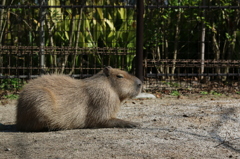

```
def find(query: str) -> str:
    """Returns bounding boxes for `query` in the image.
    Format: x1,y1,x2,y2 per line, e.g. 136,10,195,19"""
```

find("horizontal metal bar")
0,75,39,79
71,74,92,78
0,46,135,55
0,5,136,9
146,59,240,63
0,52,132,55
0,5,239,9
147,73,240,77
0,67,103,70
0,74,92,79
0,46,135,49
1,74,239,81
146,64,240,67
146,5,240,9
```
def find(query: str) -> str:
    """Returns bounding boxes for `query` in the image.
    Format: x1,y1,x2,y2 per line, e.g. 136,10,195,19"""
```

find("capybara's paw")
122,121,141,128
105,118,141,128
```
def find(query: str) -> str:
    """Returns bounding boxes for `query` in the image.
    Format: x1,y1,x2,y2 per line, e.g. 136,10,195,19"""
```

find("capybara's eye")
117,74,124,78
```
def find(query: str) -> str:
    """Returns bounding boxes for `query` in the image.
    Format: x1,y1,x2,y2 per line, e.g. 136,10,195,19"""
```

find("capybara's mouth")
131,89,142,98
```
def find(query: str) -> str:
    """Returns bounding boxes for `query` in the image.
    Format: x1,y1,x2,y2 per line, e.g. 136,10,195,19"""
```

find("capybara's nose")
136,79,142,88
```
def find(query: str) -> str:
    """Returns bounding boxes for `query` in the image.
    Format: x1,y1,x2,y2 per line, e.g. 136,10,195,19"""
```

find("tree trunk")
223,30,237,81
0,0,6,46
223,5,240,81
165,39,169,80
200,3,206,80
152,46,164,79
212,28,221,80
171,11,181,80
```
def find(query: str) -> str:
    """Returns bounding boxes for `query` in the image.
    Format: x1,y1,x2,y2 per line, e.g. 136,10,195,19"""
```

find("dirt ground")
0,94,240,159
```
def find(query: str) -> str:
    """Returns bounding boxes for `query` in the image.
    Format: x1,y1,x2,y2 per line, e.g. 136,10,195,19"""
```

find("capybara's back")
16,75,88,131
16,66,142,131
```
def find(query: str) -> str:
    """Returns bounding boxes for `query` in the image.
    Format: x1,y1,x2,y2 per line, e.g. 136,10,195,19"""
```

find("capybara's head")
103,66,142,101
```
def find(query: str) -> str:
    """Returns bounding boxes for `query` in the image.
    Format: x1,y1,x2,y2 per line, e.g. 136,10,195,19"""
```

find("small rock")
183,114,189,117
1,99,9,105
177,95,185,99
5,148,11,151
135,93,156,99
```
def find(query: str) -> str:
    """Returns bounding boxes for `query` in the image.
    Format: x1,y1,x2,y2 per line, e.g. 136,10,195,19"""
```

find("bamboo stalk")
69,6,84,75
200,0,206,80
171,11,181,80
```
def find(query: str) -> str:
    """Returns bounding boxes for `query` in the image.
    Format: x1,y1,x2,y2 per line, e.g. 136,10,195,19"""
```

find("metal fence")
0,0,240,94
143,1,240,94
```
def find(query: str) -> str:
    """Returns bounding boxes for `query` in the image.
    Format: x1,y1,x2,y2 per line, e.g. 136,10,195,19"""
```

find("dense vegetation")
0,0,239,76
144,0,240,77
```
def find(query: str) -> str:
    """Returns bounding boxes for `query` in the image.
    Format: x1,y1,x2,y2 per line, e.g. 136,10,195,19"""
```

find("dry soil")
0,95,240,159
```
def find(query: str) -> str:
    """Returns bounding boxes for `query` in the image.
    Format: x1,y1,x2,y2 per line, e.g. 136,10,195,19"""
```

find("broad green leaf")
64,31,69,40
96,8,104,21
104,18,115,31
118,8,125,19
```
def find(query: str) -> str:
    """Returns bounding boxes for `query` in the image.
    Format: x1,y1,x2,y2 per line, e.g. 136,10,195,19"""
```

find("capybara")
16,66,142,131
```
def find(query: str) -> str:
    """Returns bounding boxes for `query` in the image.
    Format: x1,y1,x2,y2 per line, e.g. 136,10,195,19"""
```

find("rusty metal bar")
136,0,144,81
0,5,239,9
145,6,240,9
0,5,136,9
147,73,240,77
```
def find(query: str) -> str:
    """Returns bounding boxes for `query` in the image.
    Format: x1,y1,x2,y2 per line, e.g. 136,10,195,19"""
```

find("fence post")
39,0,47,74
136,0,144,81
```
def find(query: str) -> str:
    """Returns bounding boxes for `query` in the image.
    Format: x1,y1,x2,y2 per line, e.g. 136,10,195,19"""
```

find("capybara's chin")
16,66,142,131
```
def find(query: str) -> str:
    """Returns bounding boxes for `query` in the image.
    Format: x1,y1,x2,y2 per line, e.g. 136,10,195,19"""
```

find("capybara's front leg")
102,118,140,128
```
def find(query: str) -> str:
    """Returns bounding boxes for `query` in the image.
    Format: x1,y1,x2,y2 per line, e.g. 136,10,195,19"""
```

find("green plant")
200,91,208,95
200,91,222,96
0,78,21,90
0,78,25,91
45,0,136,73
162,81,180,88
3,94,19,99
210,91,222,96
162,81,170,85
170,90,180,96
170,82,180,88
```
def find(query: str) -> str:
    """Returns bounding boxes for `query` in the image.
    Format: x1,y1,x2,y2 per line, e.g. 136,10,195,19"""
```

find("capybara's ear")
103,66,112,76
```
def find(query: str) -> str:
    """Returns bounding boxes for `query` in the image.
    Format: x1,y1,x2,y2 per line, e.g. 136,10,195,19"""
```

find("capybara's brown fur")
16,66,142,131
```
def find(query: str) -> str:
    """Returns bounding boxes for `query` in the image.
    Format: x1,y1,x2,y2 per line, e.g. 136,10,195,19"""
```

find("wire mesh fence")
144,59,240,94
0,46,135,76
0,0,137,93
143,0,240,94
0,0,240,95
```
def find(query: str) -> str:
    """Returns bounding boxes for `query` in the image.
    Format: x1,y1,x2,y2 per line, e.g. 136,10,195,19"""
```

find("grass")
170,90,180,96
200,91,222,96
3,94,19,99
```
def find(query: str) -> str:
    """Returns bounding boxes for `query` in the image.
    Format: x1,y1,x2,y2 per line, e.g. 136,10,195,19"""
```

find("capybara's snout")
134,77,142,95
136,78,142,88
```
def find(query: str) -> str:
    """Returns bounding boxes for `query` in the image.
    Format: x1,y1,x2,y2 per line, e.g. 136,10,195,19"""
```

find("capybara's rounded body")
16,66,142,131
